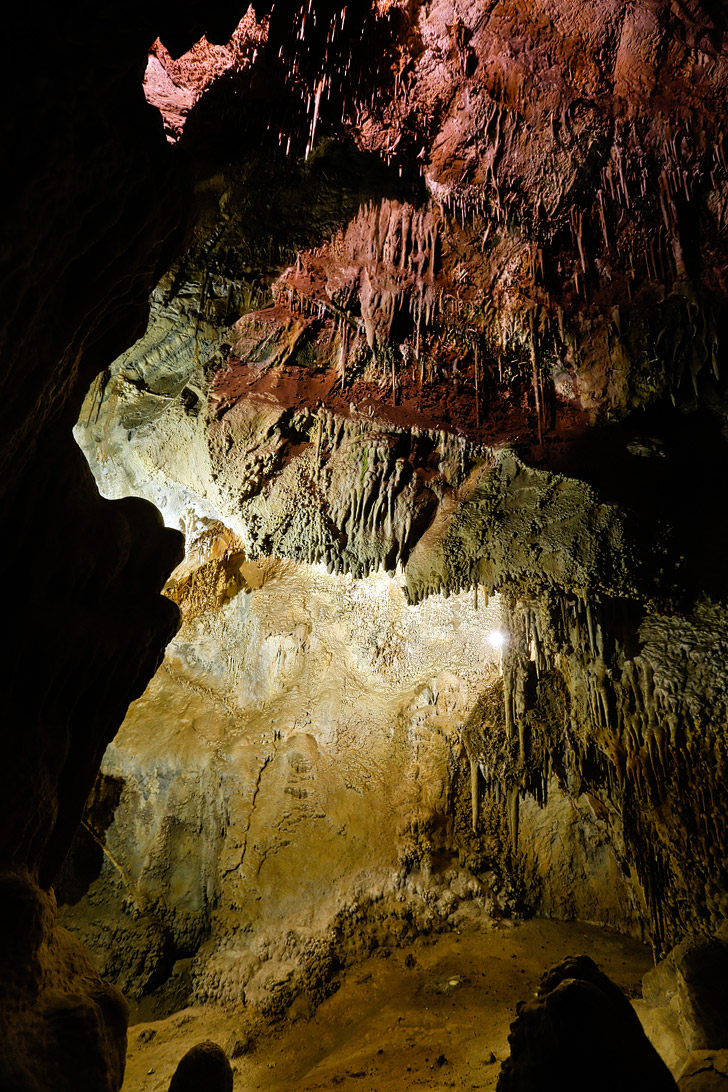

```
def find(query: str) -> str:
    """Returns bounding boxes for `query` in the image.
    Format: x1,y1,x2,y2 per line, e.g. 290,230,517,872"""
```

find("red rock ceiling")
142,0,728,464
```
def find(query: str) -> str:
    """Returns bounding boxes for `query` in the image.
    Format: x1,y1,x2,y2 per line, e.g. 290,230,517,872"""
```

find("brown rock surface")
5,0,728,1087
497,954,677,1092
644,934,728,1052
678,1051,728,1092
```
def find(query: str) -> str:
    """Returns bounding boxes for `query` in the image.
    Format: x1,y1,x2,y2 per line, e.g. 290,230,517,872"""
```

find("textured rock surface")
497,955,678,1092
156,0,728,437
678,1051,728,1092
65,0,728,1029
59,555,522,1012
1,0,242,1088
644,933,728,1052
60,483,652,1011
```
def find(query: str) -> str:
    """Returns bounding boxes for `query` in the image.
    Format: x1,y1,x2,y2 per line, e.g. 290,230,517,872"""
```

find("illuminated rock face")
5,0,728,1084
59,558,510,1010
60,544,644,1013
61,0,728,1022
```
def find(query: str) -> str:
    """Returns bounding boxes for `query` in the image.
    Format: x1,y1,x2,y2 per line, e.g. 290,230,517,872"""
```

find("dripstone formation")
4,0,728,1089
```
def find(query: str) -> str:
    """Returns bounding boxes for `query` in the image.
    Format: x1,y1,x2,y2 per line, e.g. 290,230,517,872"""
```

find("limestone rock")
678,1051,728,1092
167,1041,233,1092
644,936,728,1052
497,955,677,1092
59,557,522,1010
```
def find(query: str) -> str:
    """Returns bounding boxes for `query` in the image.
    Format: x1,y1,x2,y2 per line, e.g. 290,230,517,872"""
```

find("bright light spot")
488,629,507,649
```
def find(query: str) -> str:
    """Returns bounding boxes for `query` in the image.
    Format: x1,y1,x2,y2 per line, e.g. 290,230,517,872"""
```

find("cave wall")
0,2,244,1088
58,557,512,1013
59,542,645,1017
3,0,728,1079
65,0,728,1007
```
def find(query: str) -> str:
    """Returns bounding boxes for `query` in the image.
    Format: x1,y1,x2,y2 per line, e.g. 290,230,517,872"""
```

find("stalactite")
470,758,480,832
508,787,520,852
529,313,543,445
504,669,514,741
586,599,596,656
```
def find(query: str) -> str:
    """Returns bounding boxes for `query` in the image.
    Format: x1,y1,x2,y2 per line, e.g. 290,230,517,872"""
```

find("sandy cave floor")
124,918,662,1092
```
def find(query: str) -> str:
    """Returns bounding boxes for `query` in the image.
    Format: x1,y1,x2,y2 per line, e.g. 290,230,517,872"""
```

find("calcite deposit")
64,0,728,1038
5,0,728,1088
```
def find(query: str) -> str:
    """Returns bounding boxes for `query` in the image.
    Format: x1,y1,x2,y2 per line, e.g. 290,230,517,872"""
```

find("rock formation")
0,1,241,1088
643,928,728,1063
4,0,728,1088
167,1040,233,1092
497,955,678,1091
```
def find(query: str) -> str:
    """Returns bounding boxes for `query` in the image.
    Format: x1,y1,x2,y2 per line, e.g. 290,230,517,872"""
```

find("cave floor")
124,917,660,1091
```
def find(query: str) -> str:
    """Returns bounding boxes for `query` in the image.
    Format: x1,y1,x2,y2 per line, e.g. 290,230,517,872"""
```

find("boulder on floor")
643,933,728,1053
168,1041,233,1092
497,954,677,1092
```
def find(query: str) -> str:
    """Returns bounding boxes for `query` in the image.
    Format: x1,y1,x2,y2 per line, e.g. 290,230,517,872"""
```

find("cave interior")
4,1,728,1090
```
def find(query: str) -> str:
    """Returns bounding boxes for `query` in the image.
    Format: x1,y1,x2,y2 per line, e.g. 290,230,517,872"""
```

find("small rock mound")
168,1041,233,1092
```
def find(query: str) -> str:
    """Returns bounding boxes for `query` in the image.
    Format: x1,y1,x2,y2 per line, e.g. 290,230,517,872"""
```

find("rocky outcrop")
497,954,678,1092
1,0,245,1088
62,0,728,1027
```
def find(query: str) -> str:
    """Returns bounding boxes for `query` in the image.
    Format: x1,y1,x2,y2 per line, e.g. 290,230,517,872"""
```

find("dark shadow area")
550,400,728,601
55,772,125,906
497,955,677,1092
